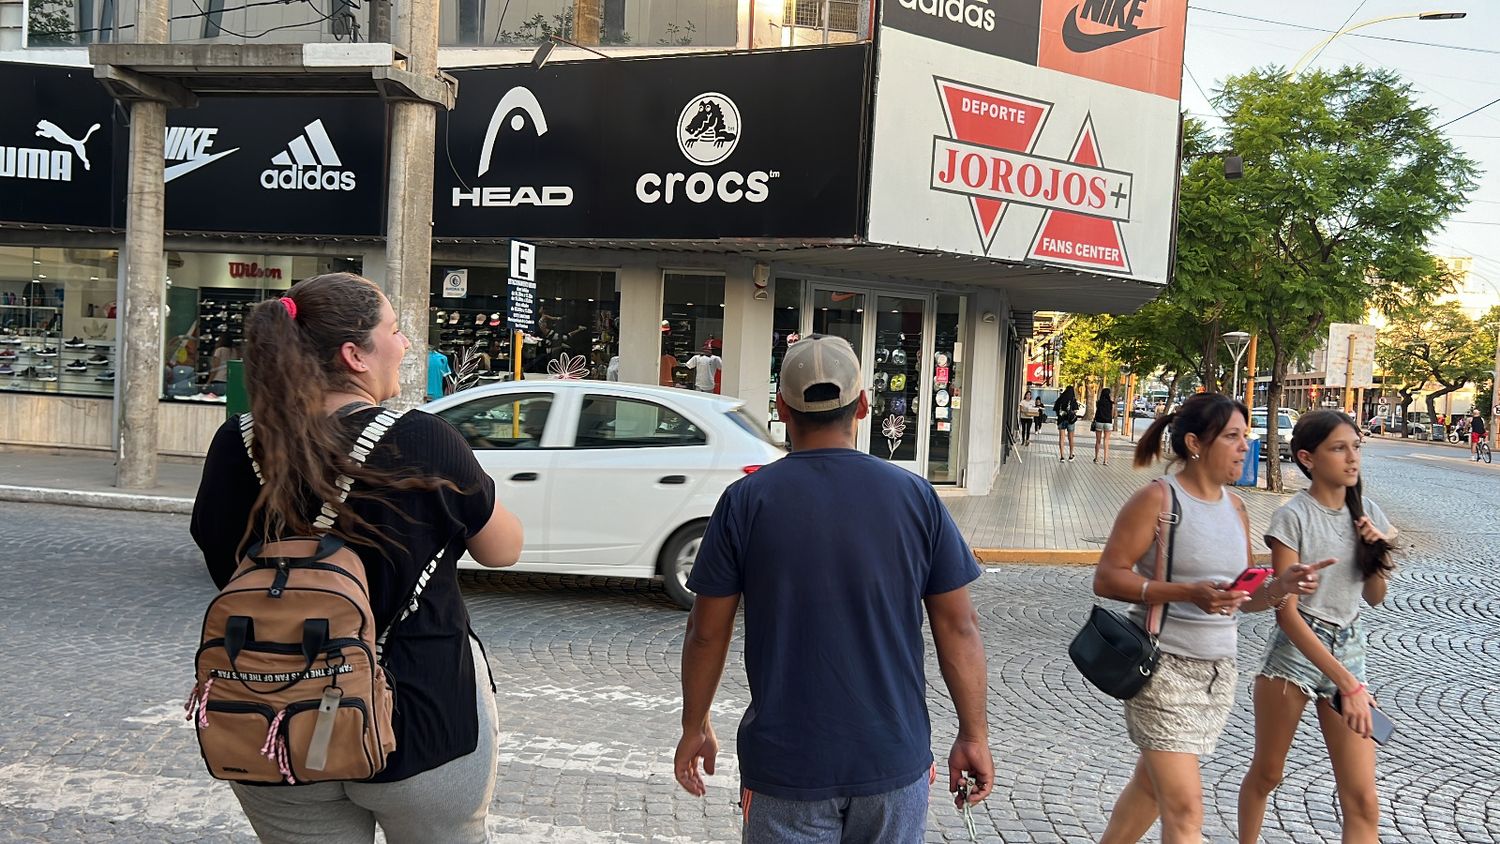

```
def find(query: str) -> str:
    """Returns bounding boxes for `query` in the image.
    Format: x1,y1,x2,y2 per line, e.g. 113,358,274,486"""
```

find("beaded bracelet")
1266,576,1292,610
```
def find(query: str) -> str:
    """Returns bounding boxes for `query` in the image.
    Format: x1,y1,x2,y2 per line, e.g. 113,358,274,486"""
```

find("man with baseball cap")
674,334,994,841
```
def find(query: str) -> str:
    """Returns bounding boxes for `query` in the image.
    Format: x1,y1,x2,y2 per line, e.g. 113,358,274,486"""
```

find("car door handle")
509,472,539,482
658,475,687,485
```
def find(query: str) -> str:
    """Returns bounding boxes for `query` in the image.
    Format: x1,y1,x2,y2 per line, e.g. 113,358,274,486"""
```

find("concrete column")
961,289,1006,494
114,0,170,490
617,258,663,385
574,0,602,44
388,0,441,410
721,260,773,424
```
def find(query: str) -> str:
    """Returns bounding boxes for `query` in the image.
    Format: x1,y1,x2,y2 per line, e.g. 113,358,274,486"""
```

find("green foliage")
1057,315,1123,406
1176,65,1476,489
1377,302,1495,428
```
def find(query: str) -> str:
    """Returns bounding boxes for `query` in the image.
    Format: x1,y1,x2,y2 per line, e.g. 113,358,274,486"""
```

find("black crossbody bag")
1069,478,1179,700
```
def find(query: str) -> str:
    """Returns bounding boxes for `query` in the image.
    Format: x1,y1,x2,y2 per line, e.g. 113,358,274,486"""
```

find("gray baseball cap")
778,334,862,412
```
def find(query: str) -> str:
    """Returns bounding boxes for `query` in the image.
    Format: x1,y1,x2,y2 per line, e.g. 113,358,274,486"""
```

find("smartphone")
1227,565,1273,594
1331,692,1397,745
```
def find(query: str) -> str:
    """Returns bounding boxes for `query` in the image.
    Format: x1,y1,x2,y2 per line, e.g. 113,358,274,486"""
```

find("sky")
1180,1,1500,295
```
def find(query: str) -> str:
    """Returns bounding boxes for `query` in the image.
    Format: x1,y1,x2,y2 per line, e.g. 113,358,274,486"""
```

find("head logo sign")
930,79,1133,273
454,86,574,208
1038,0,1188,100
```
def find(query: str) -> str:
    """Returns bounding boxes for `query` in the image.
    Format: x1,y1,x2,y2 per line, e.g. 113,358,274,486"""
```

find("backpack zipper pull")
268,558,289,598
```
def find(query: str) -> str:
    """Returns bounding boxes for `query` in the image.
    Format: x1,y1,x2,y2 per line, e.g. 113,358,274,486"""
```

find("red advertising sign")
1037,0,1189,101
1026,362,1053,384
933,79,1051,254
1027,116,1130,273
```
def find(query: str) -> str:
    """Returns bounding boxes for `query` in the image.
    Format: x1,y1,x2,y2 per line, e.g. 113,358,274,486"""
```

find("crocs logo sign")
454,86,575,208
636,93,779,205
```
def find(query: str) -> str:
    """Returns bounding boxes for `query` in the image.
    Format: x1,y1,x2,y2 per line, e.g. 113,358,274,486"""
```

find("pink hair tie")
280,297,298,320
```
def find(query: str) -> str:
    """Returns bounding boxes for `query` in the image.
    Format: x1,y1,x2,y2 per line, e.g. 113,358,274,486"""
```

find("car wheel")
659,522,705,610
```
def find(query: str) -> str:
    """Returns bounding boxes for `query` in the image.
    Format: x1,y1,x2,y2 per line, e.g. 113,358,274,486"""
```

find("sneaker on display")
35,369,58,382
63,337,87,348
86,354,110,366
0,364,12,375
0,349,15,360
36,347,58,357
35,362,55,371
95,370,115,382
65,360,88,372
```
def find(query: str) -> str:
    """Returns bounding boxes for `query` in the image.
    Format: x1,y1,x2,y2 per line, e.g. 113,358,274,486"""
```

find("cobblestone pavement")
0,437,1496,842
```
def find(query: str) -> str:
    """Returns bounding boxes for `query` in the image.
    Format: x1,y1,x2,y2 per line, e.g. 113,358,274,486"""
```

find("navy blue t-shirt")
687,448,982,801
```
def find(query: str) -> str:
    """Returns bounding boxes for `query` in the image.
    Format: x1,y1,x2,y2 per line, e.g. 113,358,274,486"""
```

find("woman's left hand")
1355,516,1388,545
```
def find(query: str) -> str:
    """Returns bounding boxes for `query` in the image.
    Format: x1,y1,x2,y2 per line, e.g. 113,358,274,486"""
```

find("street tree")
1057,314,1122,410
1194,66,1475,490
1376,302,1492,437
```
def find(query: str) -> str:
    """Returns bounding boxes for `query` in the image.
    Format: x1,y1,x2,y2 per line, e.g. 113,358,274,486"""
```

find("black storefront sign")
128,98,387,237
880,0,1041,64
434,45,870,239
0,63,118,229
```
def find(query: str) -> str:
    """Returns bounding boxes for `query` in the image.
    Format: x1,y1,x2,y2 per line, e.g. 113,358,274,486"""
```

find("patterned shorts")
1123,652,1237,756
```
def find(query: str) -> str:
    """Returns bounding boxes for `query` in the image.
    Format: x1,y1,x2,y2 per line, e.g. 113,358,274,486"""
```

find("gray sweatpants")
741,770,932,844
231,639,500,844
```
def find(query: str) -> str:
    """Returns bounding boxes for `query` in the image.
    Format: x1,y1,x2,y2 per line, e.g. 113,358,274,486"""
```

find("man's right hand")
948,738,994,805
673,723,719,797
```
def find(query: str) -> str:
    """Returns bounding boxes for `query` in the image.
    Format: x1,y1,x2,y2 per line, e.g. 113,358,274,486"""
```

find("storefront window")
164,253,362,402
660,272,725,391
768,276,803,438
927,294,966,483
0,246,120,398
428,266,618,392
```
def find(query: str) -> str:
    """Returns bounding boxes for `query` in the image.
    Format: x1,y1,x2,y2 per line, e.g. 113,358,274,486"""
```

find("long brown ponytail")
1288,410,1394,579
241,273,446,547
1133,392,1249,468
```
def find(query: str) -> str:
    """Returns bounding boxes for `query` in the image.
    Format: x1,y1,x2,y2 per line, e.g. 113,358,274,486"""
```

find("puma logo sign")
35,120,101,170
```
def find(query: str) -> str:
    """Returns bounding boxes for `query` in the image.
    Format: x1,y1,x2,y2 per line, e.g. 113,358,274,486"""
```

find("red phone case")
1230,566,1272,593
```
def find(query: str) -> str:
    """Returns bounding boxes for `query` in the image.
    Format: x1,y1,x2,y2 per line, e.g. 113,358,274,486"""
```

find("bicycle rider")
1468,408,1488,461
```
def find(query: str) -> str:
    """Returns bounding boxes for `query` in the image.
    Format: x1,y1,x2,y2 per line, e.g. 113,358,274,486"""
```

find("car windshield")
1252,414,1293,429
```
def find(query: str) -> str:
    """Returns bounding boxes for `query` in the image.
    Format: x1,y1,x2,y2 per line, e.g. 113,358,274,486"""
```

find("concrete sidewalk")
945,427,1306,563
0,449,200,514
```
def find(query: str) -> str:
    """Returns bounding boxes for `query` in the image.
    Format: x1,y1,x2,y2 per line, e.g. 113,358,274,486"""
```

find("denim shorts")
1257,610,1367,700
1058,420,1076,432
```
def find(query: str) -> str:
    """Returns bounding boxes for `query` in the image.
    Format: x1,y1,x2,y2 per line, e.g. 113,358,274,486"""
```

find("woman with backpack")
1054,385,1081,462
1237,410,1397,844
1093,387,1116,465
190,273,524,843
1091,393,1326,844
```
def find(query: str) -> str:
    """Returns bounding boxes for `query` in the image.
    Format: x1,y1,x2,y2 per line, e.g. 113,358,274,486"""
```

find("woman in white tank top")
1090,393,1326,844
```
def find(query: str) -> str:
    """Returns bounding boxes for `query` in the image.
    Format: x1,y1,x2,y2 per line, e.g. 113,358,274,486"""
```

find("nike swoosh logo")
164,148,240,183
1061,7,1162,53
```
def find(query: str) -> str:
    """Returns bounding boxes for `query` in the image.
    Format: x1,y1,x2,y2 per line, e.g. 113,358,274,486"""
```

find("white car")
422,380,784,608
1250,411,1296,461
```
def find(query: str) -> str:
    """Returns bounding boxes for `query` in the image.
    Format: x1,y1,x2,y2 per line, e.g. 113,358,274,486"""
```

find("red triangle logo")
1028,116,1130,273
935,80,1051,253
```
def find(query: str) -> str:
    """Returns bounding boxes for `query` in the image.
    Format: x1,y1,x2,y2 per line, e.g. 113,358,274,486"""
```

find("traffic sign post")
508,240,537,385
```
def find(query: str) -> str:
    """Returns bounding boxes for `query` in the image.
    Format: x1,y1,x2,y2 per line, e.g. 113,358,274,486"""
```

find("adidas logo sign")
260,119,356,191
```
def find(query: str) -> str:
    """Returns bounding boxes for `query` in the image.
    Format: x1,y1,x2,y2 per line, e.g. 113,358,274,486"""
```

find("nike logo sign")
1061,7,1162,53
164,148,239,183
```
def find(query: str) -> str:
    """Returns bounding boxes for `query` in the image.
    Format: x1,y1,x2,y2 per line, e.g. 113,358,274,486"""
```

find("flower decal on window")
882,414,906,459
546,352,590,380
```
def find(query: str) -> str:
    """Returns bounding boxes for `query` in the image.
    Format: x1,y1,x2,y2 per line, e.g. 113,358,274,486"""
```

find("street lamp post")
1288,11,1467,76
1223,331,1251,400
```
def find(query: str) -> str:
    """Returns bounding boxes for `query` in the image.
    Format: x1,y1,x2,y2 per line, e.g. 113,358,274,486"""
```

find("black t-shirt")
1095,397,1114,423
189,408,497,783
1472,415,1487,435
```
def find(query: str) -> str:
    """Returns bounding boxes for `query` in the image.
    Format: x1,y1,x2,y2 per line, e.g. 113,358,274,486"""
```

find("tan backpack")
187,409,436,784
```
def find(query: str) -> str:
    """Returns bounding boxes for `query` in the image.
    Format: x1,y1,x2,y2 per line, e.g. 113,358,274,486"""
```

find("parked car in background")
1364,416,1428,438
1251,410,1296,460
422,380,785,608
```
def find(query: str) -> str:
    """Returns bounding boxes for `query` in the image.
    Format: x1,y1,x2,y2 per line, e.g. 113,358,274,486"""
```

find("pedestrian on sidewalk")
1020,389,1039,445
1055,385,1080,462
1238,410,1397,844
190,273,524,844
1091,393,1324,844
1093,387,1116,465
674,334,993,842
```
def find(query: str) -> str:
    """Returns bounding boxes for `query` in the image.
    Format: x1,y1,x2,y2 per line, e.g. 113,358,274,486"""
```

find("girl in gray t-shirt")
1239,410,1397,844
